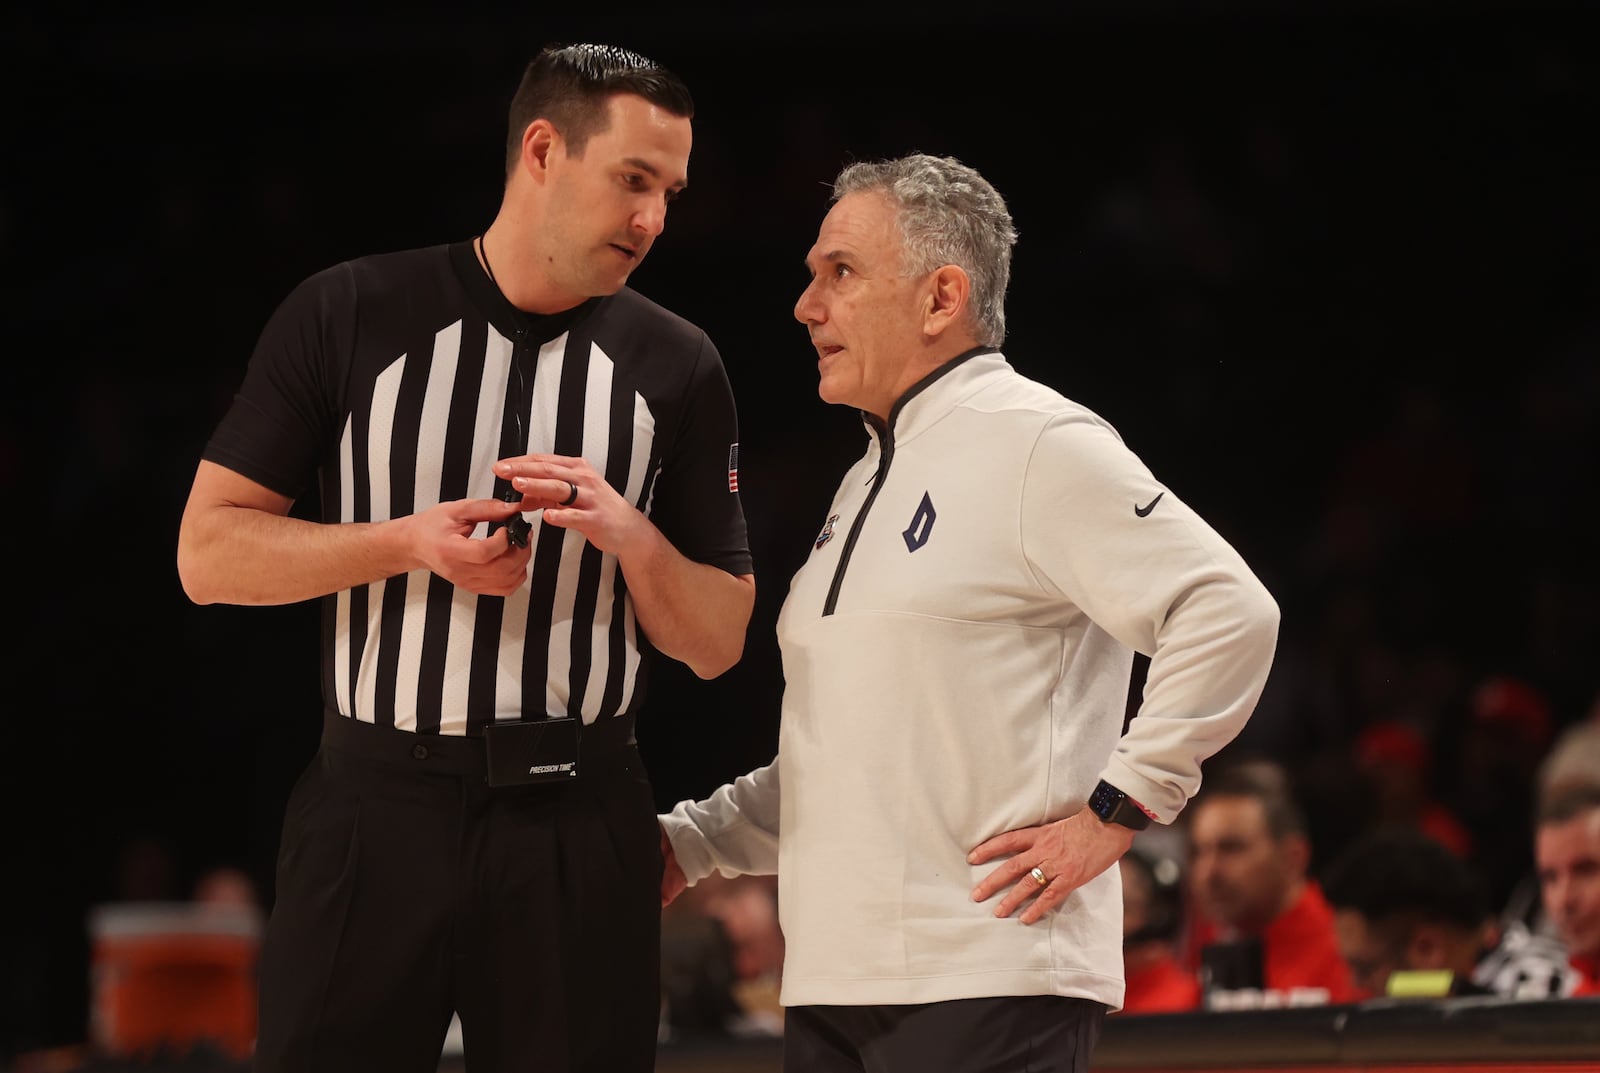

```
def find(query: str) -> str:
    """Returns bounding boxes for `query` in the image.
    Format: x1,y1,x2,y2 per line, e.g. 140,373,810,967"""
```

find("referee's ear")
516,118,558,187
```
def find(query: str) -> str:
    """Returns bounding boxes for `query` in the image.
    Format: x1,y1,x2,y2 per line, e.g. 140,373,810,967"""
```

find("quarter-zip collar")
861,345,1003,449
824,346,1007,617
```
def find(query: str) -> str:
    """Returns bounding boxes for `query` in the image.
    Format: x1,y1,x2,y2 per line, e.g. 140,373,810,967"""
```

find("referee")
177,43,755,1073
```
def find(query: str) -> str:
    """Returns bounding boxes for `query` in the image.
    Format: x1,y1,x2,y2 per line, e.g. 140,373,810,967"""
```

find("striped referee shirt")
202,240,752,736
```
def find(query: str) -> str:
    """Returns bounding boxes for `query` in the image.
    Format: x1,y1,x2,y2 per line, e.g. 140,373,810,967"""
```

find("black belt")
319,708,638,782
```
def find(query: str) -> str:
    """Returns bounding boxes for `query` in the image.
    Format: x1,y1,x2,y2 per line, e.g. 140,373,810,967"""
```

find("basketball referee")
177,43,755,1073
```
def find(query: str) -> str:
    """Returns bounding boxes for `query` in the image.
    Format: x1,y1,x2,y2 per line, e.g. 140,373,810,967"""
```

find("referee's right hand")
407,497,535,597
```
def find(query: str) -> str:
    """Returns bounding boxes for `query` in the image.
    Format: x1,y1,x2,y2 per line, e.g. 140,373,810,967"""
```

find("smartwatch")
1089,779,1152,830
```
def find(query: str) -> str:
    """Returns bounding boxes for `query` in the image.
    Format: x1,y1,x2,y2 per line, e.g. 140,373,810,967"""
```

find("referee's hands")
409,497,533,596
496,454,647,558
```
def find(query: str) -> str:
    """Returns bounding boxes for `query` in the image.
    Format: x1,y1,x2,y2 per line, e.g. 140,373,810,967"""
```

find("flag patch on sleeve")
727,443,740,493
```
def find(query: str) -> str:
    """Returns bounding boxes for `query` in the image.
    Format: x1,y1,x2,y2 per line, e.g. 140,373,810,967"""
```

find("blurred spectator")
1117,849,1201,1014
1321,829,1498,999
191,868,260,913
1536,717,1600,805
1352,719,1473,859
697,874,784,1036
1534,785,1600,996
658,873,784,1040
1471,709,1599,998
1183,758,1359,1008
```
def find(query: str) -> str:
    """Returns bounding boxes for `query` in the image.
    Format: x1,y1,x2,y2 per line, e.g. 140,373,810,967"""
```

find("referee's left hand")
495,454,646,555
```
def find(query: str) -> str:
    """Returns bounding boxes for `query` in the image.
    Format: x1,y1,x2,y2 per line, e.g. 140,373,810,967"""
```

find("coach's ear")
922,264,970,339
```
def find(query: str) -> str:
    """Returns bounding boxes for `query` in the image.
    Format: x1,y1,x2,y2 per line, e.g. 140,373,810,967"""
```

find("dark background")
4,2,1598,1060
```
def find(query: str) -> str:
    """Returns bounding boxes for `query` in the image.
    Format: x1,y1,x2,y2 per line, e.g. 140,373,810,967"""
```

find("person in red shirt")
1536,785,1600,997
1182,758,1360,1007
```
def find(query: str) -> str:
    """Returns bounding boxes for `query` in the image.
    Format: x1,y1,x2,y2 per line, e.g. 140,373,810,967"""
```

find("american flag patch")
727,443,740,493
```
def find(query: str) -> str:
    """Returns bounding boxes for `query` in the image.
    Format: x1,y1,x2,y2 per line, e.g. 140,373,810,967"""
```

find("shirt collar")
863,346,1007,446
449,239,599,345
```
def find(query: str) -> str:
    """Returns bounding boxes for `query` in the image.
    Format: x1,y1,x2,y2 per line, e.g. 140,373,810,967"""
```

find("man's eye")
834,264,852,279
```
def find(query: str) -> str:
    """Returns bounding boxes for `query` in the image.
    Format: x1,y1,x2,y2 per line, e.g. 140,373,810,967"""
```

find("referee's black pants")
784,995,1106,1073
253,711,662,1073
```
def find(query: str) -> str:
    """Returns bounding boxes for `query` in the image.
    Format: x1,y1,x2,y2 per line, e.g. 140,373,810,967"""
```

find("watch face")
1092,781,1149,829
1090,781,1121,819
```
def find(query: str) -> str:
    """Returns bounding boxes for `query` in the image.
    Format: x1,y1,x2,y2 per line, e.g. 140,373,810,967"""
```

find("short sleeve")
645,333,753,577
201,263,355,499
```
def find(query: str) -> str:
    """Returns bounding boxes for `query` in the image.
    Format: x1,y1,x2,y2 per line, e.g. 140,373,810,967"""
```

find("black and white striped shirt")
203,241,752,735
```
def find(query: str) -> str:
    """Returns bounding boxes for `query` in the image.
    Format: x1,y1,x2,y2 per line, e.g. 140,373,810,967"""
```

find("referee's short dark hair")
505,42,695,176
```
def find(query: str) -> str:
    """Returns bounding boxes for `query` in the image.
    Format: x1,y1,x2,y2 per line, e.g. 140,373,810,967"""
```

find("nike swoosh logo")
1134,493,1165,518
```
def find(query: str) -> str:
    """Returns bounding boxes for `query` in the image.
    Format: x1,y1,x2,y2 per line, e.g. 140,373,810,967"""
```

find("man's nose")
794,281,821,324
634,196,668,237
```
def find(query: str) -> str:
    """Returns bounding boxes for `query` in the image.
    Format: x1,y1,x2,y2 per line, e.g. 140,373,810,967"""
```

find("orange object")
87,902,261,1061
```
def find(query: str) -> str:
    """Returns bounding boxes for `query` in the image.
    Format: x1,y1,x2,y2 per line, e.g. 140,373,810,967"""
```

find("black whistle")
502,489,531,548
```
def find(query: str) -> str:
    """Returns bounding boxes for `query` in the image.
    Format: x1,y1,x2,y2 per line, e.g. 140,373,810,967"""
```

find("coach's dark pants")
254,711,662,1073
784,995,1106,1073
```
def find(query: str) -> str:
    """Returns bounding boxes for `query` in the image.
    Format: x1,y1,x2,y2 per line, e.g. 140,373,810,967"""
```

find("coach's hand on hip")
967,809,1136,925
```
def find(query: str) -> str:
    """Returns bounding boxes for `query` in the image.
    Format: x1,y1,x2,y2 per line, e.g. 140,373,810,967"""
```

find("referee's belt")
320,708,638,786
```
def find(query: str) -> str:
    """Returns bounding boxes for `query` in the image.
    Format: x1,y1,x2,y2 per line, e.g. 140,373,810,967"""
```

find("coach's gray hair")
831,154,1018,346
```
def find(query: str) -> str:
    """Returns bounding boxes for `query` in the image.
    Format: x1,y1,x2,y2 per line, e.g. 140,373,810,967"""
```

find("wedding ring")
1029,866,1048,888
560,480,579,507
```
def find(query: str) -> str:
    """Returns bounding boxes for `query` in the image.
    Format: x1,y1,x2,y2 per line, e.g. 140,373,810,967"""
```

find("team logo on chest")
902,492,936,552
814,513,841,550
